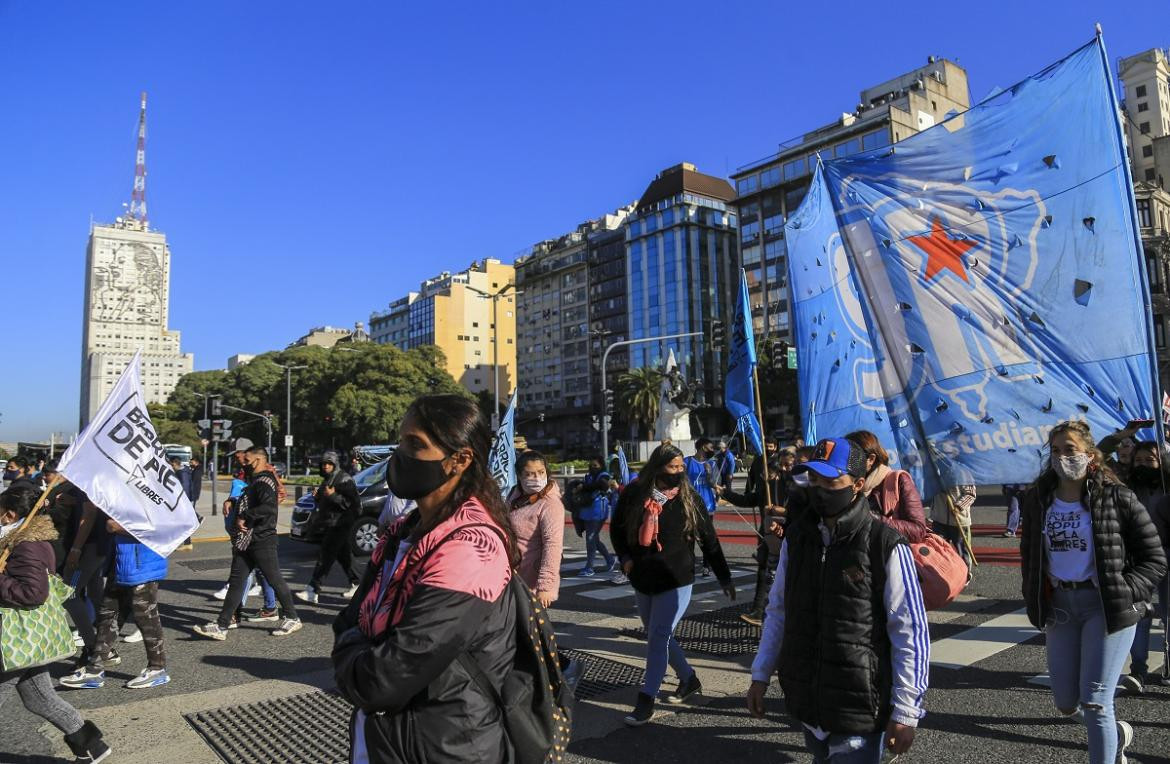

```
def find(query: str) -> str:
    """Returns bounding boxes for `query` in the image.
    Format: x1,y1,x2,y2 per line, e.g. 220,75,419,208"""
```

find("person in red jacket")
0,485,111,762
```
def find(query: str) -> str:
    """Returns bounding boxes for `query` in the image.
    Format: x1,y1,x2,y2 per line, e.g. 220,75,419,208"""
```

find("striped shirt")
751,527,930,731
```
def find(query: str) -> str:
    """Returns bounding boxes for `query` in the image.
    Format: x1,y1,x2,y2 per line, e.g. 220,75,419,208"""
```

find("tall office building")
625,163,738,436
514,207,633,454
1137,182,1170,389
79,93,193,428
1119,47,1170,187
368,259,516,396
730,58,970,340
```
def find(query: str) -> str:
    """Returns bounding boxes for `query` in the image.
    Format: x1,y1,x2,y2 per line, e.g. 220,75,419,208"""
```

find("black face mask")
657,472,684,489
811,484,857,518
1130,465,1162,487
388,450,451,500
2,470,17,482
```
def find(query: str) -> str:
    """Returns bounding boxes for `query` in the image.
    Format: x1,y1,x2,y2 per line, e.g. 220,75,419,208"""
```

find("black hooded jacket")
316,451,361,527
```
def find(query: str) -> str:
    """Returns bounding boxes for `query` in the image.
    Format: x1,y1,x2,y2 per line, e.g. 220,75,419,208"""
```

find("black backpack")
400,522,574,764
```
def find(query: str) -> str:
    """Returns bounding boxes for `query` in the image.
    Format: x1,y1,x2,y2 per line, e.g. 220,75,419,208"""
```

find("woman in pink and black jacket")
332,395,519,763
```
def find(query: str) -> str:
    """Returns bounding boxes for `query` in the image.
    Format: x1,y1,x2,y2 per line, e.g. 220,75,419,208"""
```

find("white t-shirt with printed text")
1044,498,1097,585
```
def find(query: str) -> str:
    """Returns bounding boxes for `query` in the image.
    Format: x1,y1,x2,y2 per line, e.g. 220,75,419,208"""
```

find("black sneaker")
624,692,655,727
1118,672,1143,695
241,607,280,622
666,673,702,705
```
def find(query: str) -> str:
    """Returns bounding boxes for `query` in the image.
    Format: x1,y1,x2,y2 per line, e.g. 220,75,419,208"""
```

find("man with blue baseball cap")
747,438,930,763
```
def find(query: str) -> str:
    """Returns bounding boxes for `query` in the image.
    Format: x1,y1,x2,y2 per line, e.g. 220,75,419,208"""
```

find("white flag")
58,351,201,557
488,391,518,497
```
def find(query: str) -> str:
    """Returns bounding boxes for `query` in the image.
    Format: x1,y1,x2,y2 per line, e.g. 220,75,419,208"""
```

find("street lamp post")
600,331,703,461
274,363,307,476
466,283,519,430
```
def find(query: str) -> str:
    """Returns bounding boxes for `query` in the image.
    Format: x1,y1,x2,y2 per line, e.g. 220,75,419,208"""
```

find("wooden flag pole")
751,366,772,508
0,473,65,573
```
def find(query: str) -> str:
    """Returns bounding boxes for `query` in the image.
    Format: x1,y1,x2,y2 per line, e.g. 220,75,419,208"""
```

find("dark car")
289,459,390,556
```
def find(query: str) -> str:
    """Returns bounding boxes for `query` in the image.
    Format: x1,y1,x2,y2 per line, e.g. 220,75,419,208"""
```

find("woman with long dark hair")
1019,421,1166,764
332,394,519,763
846,430,928,543
611,443,735,726
1119,440,1170,693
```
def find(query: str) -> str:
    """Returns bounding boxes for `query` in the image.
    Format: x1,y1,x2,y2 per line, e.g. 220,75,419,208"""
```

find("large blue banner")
787,36,1157,497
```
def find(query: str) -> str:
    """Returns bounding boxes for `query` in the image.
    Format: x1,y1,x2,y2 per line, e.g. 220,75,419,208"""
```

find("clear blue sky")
0,1,1165,442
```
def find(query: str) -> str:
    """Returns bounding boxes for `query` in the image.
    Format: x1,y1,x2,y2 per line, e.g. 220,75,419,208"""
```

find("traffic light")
210,419,233,442
603,389,615,417
771,340,786,371
210,398,223,417
710,320,725,347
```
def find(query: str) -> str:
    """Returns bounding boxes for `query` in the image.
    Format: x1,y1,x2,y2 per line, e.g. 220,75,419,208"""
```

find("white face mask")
522,476,548,495
1052,453,1090,481
0,519,22,539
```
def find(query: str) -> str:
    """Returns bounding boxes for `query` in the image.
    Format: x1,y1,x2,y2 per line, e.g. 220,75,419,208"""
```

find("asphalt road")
3,499,1168,764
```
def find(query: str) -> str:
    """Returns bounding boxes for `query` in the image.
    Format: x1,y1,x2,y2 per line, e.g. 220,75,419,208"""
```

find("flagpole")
0,473,64,573
752,366,772,508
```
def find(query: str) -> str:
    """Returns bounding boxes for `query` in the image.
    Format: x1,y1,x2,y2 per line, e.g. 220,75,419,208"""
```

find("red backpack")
880,471,968,610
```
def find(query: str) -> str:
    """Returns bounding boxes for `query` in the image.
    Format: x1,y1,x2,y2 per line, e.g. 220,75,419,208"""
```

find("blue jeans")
583,520,614,570
1045,587,1136,764
801,729,884,764
634,585,693,696
1005,496,1020,534
1129,574,1167,675
244,570,277,610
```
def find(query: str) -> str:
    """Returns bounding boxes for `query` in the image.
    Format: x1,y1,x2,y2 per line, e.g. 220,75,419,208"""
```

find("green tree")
616,367,665,440
147,402,201,453
165,342,470,456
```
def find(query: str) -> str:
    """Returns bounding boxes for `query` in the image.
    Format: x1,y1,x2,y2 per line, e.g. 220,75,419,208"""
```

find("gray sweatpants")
0,666,84,734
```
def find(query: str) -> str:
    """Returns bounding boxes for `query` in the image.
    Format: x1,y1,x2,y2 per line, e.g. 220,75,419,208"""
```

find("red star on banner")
907,218,975,283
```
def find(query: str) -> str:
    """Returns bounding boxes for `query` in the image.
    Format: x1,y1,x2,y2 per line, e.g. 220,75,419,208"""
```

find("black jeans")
751,514,781,612
309,523,360,590
217,537,298,627
63,547,108,653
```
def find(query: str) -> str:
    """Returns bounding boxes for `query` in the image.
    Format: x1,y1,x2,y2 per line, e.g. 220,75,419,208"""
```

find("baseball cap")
794,438,867,480
232,437,255,453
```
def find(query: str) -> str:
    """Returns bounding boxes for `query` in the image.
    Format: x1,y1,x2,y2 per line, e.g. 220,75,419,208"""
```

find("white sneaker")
296,588,319,604
248,584,262,597
212,585,229,601
121,628,143,644
193,623,228,641
126,668,170,689
73,630,85,647
343,584,359,598
610,572,629,586
272,618,303,637
1116,720,1133,764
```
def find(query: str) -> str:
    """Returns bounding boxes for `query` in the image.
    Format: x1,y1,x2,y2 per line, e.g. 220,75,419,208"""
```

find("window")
1136,85,1147,97
1140,122,1150,134
741,244,761,266
1138,199,1152,228
1138,102,1149,112
1144,145,1155,158
782,157,806,181
1147,253,1163,293
760,166,781,187
1146,168,1158,181
736,174,759,195
472,321,479,327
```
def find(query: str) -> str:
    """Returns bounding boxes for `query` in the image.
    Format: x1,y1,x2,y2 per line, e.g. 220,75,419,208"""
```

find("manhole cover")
562,649,645,700
617,603,761,656
186,690,352,763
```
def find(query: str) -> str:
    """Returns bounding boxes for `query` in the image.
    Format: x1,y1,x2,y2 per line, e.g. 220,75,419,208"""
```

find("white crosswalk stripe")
575,569,755,602
930,608,1034,669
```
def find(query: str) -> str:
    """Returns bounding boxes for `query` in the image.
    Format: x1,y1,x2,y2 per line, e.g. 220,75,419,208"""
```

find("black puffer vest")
777,495,905,734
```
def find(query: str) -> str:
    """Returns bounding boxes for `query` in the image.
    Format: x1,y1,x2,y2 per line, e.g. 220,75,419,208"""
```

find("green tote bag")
0,573,76,672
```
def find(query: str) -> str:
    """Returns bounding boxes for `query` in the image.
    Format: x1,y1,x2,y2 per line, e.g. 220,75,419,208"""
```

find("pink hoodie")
507,481,565,597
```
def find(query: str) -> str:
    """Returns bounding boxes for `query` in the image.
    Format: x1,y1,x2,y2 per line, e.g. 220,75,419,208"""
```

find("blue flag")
613,443,631,485
787,36,1158,498
488,391,518,497
725,269,765,454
